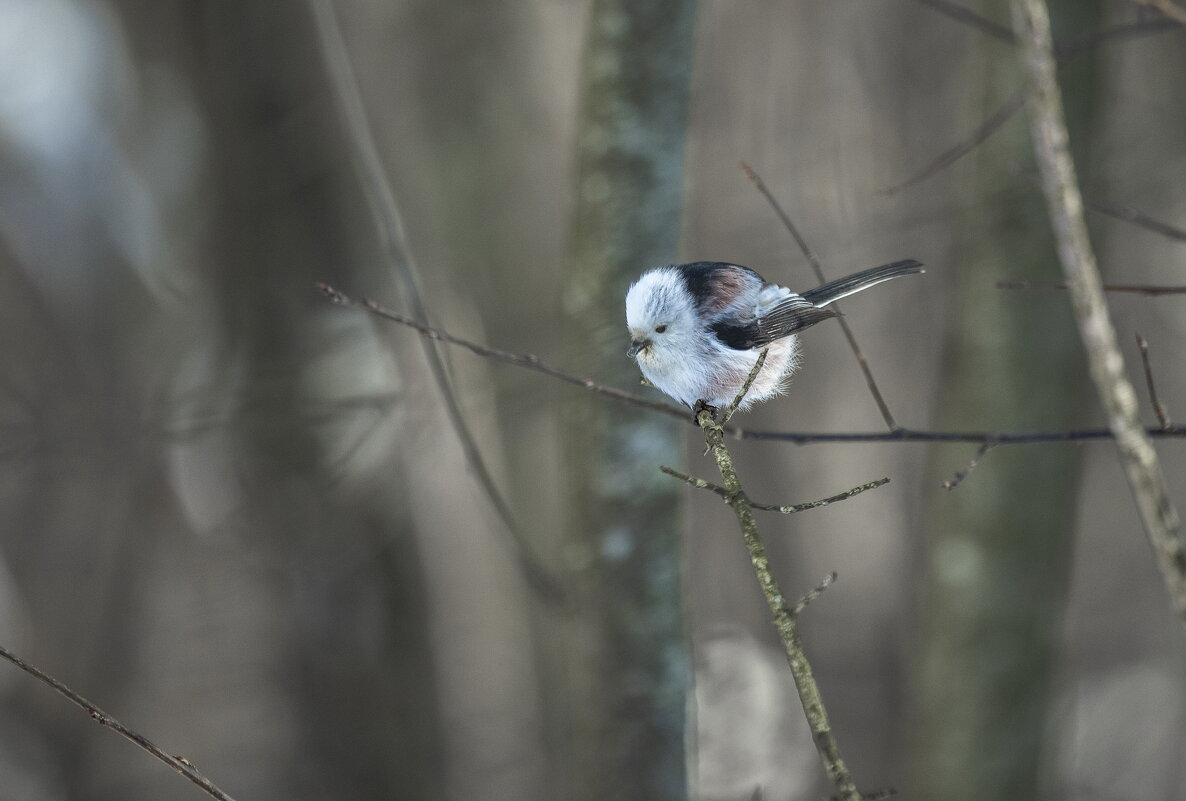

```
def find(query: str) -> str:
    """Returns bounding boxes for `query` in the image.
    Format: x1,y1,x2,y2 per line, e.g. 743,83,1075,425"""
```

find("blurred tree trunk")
910,2,1101,799
179,5,446,799
559,2,699,800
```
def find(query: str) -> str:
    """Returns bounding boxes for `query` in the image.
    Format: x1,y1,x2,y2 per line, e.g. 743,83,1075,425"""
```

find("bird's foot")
691,399,718,423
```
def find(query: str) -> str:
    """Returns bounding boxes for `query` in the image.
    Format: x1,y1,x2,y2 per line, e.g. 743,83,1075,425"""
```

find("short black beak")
627,339,649,358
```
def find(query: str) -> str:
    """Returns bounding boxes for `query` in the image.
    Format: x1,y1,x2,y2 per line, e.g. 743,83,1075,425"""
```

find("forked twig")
690,409,862,799
741,162,902,431
0,644,238,801
659,466,889,514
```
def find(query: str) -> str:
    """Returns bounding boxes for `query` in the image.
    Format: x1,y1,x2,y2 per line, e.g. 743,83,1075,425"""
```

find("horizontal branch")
318,283,1186,446
739,425,1186,444
0,643,237,801
998,279,1186,295
316,282,688,421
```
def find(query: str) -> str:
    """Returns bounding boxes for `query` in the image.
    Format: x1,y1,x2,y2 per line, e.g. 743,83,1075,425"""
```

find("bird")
625,259,923,412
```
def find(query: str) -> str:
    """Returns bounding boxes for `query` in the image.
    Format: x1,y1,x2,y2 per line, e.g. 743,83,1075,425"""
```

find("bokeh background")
1,1,1184,800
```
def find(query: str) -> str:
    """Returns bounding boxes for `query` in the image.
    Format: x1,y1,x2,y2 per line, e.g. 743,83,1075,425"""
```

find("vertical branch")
695,408,862,801
1135,334,1171,430
1012,0,1186,624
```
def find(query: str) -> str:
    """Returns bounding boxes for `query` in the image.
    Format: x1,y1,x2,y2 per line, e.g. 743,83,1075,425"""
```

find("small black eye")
654,324,668,334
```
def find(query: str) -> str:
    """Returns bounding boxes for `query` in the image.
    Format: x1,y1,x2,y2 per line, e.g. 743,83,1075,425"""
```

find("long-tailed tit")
625,259,923,411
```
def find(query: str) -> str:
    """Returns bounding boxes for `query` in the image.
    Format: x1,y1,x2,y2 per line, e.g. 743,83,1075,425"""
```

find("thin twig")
998,279,1186,295
693,409,862,800
739,425,1186,443
0,644,238,801
659,466,889,514
319,282,1186,446
721,349,769,424
879,92,1027,196
941,440,998,490
1132,0,1186,25
317,283,688,420
1013,0,1186,626
307,1,565,604
1083,198,1186,243
1010,165,1186,244
1135,333,1172,430
791,572,838,617
752,478,889,514
741,162,901,431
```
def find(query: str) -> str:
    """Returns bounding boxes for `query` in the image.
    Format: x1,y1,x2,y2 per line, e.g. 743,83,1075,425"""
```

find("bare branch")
720,348,768,424
317,283,690,421
0,644,238,801
320,282,1186,447
1083,197,1186,243
880,92,1027,196
1010,165,1186,243
1136,333,1172,430
998,279,1186,295
790,572,838,617
751,478,891,514
738,425,1186,444
659,466,889,514
941,440,997,490
692,409,862,800
1013,0,1186,626
741,162,902,431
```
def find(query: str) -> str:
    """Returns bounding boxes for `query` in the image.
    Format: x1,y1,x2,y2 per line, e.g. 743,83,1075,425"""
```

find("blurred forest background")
1,1,1184,800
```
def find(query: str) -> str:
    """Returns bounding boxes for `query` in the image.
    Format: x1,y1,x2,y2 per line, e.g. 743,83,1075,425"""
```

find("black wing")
711,296,839,350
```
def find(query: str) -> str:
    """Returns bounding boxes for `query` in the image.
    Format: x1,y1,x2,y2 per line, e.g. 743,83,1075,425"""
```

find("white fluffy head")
626,268,697,344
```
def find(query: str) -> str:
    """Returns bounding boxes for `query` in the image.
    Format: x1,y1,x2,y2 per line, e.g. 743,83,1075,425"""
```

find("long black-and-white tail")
802,259,924,307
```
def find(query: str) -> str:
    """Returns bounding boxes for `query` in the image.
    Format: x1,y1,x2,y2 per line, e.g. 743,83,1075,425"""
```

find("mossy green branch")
692,405,864,801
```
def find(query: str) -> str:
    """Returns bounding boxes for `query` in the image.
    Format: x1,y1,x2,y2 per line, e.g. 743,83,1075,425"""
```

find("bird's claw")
691,399,718,423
